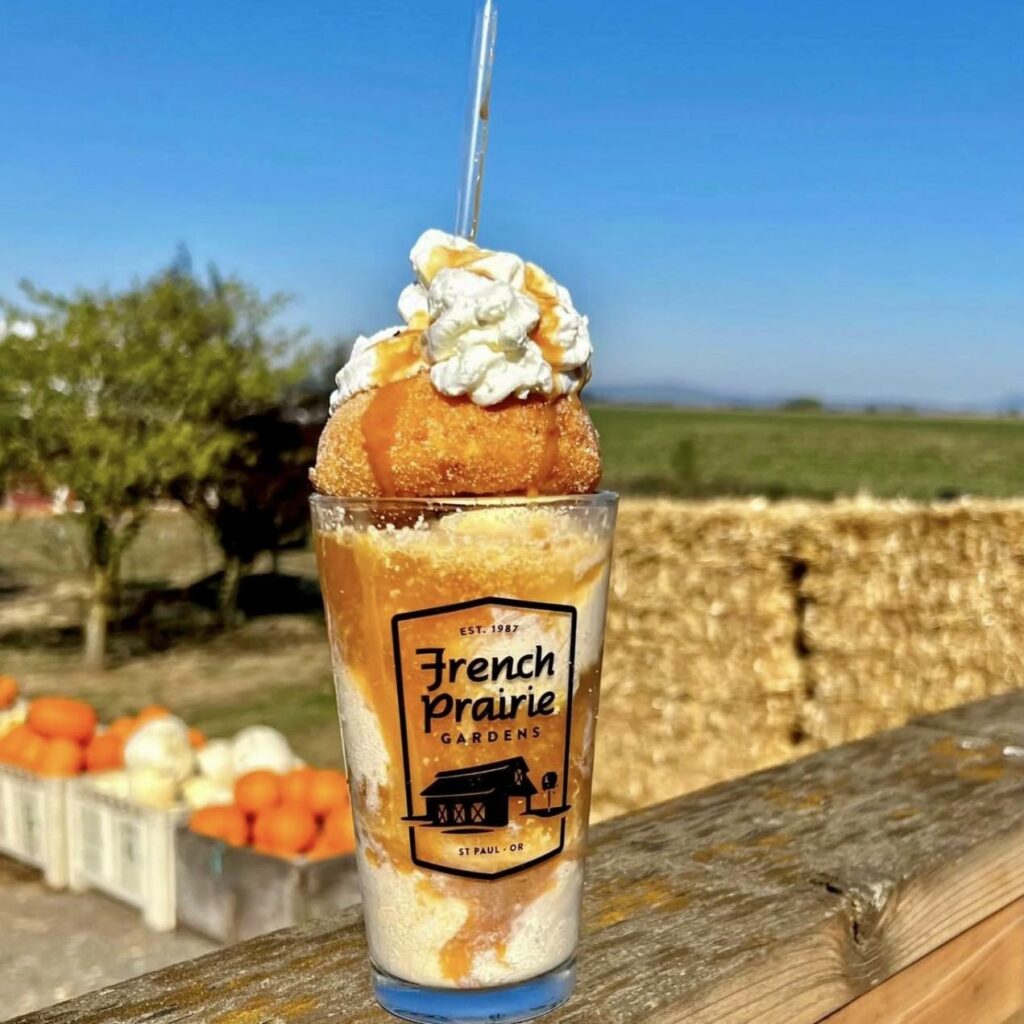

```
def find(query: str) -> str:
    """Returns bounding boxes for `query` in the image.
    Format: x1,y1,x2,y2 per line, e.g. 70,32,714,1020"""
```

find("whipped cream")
329,230,592,411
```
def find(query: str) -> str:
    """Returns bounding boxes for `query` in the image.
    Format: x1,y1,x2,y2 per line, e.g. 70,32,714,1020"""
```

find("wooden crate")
175,827,360,943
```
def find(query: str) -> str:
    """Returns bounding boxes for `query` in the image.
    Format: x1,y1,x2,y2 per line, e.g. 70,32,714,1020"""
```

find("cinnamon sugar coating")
313,373,601,498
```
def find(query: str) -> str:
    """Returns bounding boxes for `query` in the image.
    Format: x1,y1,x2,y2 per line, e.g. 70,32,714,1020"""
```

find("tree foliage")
779,396,825,413
0,259,300,666
291,335,354,418
174,409,318,627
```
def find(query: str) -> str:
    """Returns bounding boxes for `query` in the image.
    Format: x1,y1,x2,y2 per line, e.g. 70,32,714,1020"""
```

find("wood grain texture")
913,690,1024,749
13,690,1024,1024
823,898,1024,1023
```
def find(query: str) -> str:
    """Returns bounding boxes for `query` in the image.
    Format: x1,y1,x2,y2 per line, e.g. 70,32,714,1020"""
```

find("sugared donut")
312,373,601,498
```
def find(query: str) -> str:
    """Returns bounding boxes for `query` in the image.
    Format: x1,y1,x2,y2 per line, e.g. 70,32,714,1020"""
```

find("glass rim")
310,490,618,510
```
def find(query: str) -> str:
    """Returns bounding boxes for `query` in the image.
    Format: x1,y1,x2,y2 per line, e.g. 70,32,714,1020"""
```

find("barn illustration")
420,757,538,829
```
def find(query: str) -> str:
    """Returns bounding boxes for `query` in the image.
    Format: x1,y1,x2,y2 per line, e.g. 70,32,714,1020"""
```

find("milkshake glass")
313,492,617,1023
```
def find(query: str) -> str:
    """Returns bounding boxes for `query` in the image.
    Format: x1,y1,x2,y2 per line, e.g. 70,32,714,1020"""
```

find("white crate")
0,763,69,888
66,776,187,931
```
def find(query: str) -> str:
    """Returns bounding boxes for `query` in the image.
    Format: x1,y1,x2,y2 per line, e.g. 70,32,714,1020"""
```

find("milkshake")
312,230,616,1023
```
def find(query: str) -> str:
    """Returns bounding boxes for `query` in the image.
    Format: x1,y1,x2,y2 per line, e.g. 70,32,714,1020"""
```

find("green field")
592,406,1024,500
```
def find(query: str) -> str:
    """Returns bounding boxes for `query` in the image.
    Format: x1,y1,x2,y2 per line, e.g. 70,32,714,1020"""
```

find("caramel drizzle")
439,863,560,981
523,263,562,367
436,664,601,982
360,380,409,496
422,245,494,283
371,329,426,388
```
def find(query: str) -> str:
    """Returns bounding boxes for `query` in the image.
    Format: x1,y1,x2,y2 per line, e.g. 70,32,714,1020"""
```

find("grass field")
592,406,1024,499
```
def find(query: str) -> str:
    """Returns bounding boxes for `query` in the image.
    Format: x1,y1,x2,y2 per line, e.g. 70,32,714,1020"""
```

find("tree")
173,408,318,628
0,319,34,502
0,261,297,668
779,396,825,413
291,335,355,418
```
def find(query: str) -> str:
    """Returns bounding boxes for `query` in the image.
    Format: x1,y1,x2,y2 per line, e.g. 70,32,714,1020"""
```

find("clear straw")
454,0,499,241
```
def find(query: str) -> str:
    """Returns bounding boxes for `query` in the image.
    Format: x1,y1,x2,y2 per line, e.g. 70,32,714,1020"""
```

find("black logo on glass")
413,757,570,829
391,597,576,880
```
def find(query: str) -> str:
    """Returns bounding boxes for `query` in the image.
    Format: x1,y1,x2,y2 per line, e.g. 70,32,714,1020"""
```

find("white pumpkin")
88,770,131,799
124,716,195,784
196,738,236,785
128,767,178,809
182,775,235,811
231,725,296,776
0,699,28,738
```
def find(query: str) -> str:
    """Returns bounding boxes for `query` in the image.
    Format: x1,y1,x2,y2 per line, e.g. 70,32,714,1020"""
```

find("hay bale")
591,695,802,820
593,499,803,819
794,500,1024,746
590,496,1024,821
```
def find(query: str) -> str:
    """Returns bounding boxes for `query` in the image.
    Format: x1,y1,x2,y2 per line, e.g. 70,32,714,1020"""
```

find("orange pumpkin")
234,771,283,817
18,730,48,772
0,675,19,710
135,705,171,725
84,733,124,772
263,803,318,855
190,805,249,847
0,723,32,763
251,809,276,852
37,737,85,777
321,806,357,854
187,727,206,750
306,770,350,817
280,766,316,806
306,836,339,861
108,716,138,742
28,698,97,744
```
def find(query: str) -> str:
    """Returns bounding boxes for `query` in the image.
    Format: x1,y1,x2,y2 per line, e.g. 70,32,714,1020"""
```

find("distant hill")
588,382,775,408
589,380,1021,416
998,394,1024,415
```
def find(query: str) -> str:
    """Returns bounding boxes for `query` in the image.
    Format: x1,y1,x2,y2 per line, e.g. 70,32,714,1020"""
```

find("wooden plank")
822,898,1024,1023
913,689,1024,749
578,722,1024,1022
13,691,1024,1024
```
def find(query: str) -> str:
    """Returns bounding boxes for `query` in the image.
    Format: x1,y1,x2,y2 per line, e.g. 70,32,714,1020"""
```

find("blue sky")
3,1,1022,405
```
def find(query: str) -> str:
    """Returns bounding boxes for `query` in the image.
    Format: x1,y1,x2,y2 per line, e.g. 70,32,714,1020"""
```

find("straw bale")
797,699,901,749
591,497,1024,821
794,500,1024,747
594,500,803,819
591,695,800,820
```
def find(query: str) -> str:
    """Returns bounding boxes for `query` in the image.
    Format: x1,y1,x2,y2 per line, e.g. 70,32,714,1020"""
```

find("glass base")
371,957,576,1024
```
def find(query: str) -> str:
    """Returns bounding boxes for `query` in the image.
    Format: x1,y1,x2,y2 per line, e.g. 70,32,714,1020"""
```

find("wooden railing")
14,690,1024,1024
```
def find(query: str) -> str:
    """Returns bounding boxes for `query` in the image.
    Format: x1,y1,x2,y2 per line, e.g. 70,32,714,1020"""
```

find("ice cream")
312,232,613,995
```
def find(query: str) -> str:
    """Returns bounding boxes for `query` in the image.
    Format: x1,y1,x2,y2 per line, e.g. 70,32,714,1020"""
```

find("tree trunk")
83,563,113,671
219,554,245,630
82,515,120,671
